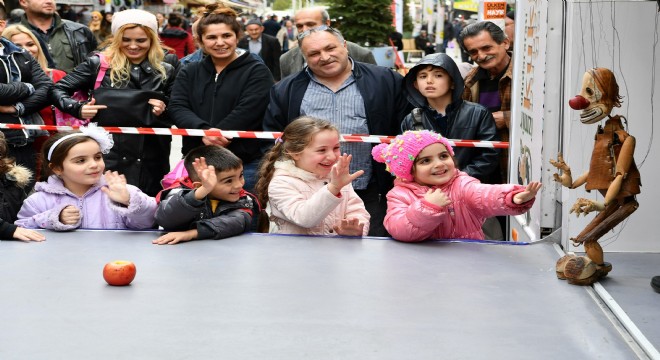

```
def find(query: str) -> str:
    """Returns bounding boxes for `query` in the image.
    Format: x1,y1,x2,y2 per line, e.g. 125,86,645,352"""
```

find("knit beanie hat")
111,9,158,35
372,130,454,182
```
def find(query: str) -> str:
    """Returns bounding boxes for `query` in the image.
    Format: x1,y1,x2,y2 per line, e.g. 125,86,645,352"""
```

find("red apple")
103,260,137,286
568,95,590,110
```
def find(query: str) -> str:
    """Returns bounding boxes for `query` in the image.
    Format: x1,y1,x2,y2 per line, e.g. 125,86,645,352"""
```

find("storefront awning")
453,0,478,13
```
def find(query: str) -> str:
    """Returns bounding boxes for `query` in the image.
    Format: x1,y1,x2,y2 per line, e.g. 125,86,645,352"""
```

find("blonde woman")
88,11,102,32
51,9,176,197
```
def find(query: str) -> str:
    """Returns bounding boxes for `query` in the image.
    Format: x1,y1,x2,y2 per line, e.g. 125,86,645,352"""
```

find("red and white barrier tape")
0,123,509,149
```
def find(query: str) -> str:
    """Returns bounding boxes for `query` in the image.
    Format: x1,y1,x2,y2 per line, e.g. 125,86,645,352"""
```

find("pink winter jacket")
384,171,534,242
268,160,370,236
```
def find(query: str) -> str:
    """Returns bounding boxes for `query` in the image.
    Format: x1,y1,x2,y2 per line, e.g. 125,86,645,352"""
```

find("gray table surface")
597,253,660,353
0,231,644,359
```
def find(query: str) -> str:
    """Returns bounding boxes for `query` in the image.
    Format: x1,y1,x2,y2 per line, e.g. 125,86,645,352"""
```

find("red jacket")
160,26,195,59
384,171,534,241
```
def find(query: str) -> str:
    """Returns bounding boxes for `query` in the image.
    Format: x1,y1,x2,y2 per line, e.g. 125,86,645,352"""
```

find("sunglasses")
296,25,341,41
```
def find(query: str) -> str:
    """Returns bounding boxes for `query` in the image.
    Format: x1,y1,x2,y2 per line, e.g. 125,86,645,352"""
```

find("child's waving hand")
513,182,542,204
328,154,364,195
102,171,130,206
192,157,218,199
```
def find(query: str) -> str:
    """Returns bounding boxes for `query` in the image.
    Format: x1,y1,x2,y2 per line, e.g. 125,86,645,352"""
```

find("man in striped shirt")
263,26,410,237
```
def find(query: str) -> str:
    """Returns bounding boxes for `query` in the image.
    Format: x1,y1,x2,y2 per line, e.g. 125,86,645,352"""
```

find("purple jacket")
16,175,157,231
384,171,534,242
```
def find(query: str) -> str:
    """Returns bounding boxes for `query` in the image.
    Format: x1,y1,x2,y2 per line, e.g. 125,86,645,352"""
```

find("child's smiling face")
290,129,340,178
412,143,456,187
209,166,245,202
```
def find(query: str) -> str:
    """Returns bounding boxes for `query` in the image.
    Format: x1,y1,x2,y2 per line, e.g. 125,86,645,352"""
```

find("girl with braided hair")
255,117,369,236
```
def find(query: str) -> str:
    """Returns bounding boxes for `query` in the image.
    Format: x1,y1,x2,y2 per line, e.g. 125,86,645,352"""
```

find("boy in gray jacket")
153,146,260,245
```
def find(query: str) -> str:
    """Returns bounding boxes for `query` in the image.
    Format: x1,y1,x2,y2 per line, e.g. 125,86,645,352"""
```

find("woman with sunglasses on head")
51,9,176,197
168,3,274,195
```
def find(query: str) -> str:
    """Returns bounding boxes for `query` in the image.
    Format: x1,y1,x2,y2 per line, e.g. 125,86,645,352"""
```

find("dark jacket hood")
404,53,465,109
160,27,189,39
200,48,261,74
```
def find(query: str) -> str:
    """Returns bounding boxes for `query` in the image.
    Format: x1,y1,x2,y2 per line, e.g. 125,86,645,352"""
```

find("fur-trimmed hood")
4,164,32,188
273,159,330,182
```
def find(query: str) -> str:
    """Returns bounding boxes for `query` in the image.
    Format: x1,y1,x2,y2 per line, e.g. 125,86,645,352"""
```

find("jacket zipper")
211,72,219,119
4,54,28,139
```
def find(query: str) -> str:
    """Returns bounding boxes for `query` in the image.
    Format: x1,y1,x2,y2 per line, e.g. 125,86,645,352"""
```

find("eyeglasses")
296,25,341,41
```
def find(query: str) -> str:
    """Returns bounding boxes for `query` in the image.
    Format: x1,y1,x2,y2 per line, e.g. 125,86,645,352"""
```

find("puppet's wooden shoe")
556,254,577,280
563,256,599,285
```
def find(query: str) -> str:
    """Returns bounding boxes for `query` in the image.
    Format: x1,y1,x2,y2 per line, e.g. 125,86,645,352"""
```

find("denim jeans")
242,158,260,195
242,158,261,231
355,180,390,237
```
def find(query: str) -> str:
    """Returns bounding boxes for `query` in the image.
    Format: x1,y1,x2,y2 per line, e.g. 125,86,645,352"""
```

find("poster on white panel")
509,0,548,242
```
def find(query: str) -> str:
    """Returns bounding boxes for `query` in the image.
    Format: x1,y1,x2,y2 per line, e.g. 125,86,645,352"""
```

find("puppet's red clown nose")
568,95,590,110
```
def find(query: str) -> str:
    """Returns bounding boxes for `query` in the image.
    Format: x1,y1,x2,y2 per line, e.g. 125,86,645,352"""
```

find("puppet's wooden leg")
579,200,638,250
563,200,638,285
570,202,619,244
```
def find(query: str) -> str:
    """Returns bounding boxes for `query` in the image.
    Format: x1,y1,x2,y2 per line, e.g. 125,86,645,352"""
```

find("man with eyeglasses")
279,7,376,79
264,26,410,237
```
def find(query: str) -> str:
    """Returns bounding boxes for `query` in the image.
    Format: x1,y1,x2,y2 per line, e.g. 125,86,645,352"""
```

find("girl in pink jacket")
372,130,541,242
255,117,370,236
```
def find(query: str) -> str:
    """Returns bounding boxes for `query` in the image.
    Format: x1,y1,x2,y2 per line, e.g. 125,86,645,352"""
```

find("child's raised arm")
192,157,217,200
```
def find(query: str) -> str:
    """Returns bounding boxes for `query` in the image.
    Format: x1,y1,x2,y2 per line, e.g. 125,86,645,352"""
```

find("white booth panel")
562,1,660,252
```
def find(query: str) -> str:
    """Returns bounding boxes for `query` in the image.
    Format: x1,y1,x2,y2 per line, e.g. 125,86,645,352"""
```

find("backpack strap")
411,108,424,131
93,53,110,90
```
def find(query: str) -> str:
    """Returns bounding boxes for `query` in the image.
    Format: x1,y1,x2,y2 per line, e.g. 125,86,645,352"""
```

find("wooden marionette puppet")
550,68,641,286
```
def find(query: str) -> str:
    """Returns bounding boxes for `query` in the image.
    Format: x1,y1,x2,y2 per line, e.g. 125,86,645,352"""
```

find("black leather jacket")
51,55,176,196
20,15,97,72
52,55,175,117
0,38,52,146
401,53,501,184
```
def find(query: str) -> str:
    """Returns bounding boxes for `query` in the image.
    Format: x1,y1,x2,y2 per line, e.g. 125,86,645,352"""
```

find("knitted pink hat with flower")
372,130,454,182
